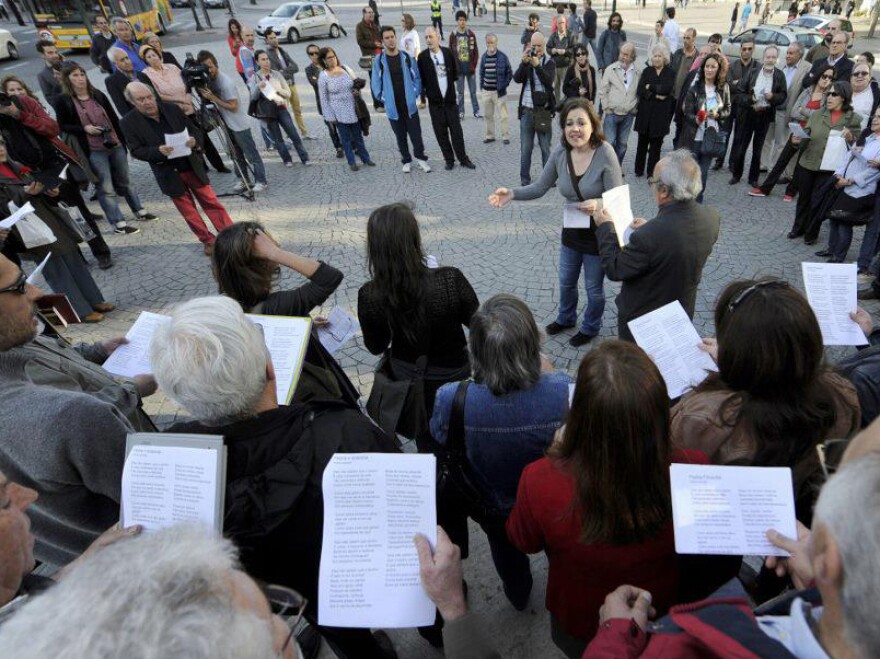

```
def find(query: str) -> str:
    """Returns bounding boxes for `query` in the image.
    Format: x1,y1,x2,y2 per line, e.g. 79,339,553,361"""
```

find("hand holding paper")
788,122,809,140
802,262,867,346
163,129,192,159
601,184,635,247
0,201,36,230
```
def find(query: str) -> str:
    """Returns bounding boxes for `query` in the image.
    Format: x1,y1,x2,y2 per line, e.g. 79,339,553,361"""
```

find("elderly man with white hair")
594,149,720,342
0,525,301,659
104,47,140,116
149,296,400,659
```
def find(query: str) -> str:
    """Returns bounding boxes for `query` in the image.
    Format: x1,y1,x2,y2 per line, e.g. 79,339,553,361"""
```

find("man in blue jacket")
479,33,513,144
371,26,432,173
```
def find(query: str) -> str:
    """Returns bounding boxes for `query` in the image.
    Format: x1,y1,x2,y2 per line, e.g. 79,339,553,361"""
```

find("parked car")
169,0,193,7
722,25,824,60
256,2,341,43
0,29,18,61
786,14,854,47
204,0,229,8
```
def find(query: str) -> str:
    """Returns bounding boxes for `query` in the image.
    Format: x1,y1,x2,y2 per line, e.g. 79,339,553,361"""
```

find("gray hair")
123,80,153,103
485,32,498,42
651,43,670,65
620,41,635,57
0,525,278,659
813,453,880,657
763,45,779,58
788,40,805,56
468,294,541,396
656,149,703,200
110,16,131,31
107,46,126,65
150,296,269,426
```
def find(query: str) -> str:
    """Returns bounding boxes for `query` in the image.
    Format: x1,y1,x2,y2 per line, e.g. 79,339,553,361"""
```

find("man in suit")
761,41,811,175
417,27,476,170
120,82,233,255
104,47,139,116
802,32,852,92
595,149,720,342
714,39,758,171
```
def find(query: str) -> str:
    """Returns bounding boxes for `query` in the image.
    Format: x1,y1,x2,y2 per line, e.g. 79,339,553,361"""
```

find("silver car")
256,2,341,44
722,25,824,61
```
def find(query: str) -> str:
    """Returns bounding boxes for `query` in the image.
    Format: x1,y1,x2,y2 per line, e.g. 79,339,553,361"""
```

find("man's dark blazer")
596,199,721,342
802,55,854,96
104,70,137,117
417,47,459,106
120,101,207,198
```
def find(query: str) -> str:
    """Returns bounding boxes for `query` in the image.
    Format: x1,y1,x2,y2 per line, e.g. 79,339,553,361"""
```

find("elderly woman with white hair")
430,294,572,612
633,43,675,178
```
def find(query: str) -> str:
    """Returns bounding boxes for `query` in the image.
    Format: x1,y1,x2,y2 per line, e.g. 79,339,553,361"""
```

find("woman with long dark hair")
672,278,860,523
490,98,622,347
317,47,374,171
211,221,359,406
227,19,246,83
358,202,479,444
55,62,155,235
508,341,706,658
562,44,596,102
678,53,731,202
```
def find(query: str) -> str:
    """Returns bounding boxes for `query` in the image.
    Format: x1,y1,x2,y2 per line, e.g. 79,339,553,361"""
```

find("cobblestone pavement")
36,16,877,658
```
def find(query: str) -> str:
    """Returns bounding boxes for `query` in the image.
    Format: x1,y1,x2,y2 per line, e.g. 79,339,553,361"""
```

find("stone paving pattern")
33,6,879,655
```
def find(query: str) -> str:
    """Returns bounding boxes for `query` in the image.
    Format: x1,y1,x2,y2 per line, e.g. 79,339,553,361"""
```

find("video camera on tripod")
181,52,212,94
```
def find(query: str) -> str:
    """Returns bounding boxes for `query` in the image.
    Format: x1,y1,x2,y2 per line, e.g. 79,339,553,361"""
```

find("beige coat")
599,60,642,115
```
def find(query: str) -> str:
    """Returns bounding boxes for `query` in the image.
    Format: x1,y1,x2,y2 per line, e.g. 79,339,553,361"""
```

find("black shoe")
503,138,510,145
335,148,344,158
445,162,455,170
728,176,741,185
712,161,724,171
137,212,158,221
815,250,832,257
569,332,596,347
804,238,818,246
787,231,803,239
748,180,758,188
215,167,232,174
372,630,399,658
97,255,114,270
113,224,141,235
828,257,844,263
546,321,575,335
461,160,476,169
363,160,377,166
295,623,322,659
483,138,495,143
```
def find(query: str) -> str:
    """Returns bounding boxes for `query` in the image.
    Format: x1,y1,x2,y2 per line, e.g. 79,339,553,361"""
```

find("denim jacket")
430,371,571,513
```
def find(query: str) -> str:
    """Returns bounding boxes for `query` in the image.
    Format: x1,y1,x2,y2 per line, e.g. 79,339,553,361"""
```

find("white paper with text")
102,311,172,378
802,262,867,346
628,301,716,398
562,201,592,229
671,464,798,556
164,129,192,159
246,314,311,404
317,306,360,355
601,184,635,247
319,453,437,628
0,201,36,230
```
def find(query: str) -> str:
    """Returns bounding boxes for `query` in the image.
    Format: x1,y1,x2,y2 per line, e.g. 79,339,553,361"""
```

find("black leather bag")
247,95,279,121
829,191,875,226
701,126,729,159
366,354,429,438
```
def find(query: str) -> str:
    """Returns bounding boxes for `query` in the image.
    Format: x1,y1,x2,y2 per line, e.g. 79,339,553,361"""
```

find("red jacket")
506,449,707,641
12,95,83,168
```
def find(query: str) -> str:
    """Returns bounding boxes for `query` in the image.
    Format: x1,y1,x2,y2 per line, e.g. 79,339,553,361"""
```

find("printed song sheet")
246,314,311,404
802,262,868,346
317,306,360,355
670,464,798,556
121,434,226,532
319,453,437,628
0,201,36,229
788,122,809,139
601,184,635,247
562,201,592,229
26,252,51,285
628,301,717,398
102,311,172,378
164,129,192,159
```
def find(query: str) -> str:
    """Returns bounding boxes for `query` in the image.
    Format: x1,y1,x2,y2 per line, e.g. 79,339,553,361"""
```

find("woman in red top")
228,19,245,82
507,340,706,658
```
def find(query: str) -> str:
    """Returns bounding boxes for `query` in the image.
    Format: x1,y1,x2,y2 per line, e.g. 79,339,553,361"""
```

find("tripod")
192,92,256,202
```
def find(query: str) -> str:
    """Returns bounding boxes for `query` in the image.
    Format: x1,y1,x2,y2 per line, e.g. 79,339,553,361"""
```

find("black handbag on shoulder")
247,95,280,121
701,126,729,159
366,353,429,439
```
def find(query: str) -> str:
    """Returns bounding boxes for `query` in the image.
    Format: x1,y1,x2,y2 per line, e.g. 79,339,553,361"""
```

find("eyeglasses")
307,51,319,56
820,73,835,80
0,271,27,296
853,71,871,77
827,91,842,97
742,46,754,51
260,583,308,655
726,280,788,313
816,439,851,479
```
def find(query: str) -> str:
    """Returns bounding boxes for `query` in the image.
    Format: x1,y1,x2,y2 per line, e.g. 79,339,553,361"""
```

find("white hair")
813,453,880,657
150,296,269,426
656,149,703,200
123,80,153,103
0,525,278,659
651,43,670,65
107,46,126,64
788,40,805,56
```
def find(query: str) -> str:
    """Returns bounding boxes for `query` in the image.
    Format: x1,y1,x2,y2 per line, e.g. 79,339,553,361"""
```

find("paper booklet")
121,433,227,533
102,311,312,404
802,262,868,346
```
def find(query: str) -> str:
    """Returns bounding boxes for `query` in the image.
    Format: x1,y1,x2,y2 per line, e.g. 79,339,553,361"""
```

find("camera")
530,46,537,58
180,52,211,92
99,126,117,150
0,93,12,107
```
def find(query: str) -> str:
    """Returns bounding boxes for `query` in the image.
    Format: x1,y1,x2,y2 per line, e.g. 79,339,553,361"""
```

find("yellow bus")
28,0,174,51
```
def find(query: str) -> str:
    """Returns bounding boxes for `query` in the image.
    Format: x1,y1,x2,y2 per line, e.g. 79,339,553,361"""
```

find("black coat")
417,47,459,106
52,91,128,157
514,56,556,117
802,56,854,95
562,63,597,101
634,65,676,138
744,66,788,113
678,81,732,150
120,101,207,198
596,199,721,341
104,70,137,117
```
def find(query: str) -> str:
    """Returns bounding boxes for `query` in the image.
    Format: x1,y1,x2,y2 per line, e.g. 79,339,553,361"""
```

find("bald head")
530,31,546,58
125,81,159,117
424,26,440,51
619,42,635,66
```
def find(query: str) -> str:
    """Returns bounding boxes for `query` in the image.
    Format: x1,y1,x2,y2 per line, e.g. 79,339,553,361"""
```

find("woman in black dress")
633,44,676,178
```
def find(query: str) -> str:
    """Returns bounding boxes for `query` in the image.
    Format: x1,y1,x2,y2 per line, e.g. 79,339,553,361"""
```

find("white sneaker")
303,161,313,166
416,159,431,173
232,180,247,193
252,182,267,192
402,162,412,173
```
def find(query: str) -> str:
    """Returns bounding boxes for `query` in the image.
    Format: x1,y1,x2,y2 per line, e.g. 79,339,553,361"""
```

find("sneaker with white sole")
402,162,412,173
416,159,431,173
113,223,140,235
137,210,157,220
252,182,266,192
232,181,247,193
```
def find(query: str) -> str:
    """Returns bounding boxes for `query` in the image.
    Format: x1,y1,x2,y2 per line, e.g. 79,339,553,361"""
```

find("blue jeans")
88,146,142,226
456,72,479,115
602,113,633,165
264,108,309,164
828,220,854,262
230,128,267,184
519,109,552,185
388,112,427,164
42,251,104,318
858,195,880,271
336,122,371,165
557,244,605,335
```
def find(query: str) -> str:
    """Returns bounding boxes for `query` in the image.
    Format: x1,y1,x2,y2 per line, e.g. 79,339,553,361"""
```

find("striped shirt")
483,52,498,90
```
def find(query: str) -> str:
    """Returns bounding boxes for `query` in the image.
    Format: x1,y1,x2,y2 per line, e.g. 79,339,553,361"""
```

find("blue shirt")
112,39,145,73
430,371,571,513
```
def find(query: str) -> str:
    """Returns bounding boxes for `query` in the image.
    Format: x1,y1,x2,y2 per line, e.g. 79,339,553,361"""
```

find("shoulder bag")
529,65,554,134
700,89,729,159
366,353,429,438
358,55,374,71
246,77,281,120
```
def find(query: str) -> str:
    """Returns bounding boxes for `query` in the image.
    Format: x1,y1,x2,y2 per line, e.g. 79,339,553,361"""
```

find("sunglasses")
828,91,842,97
820,73,835,79
0,271,27,296
854,71,871,77
727,280,788,313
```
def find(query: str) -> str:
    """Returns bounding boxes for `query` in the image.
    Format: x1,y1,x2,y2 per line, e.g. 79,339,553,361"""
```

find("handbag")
528,67,554,133
828,191,874,226
247,92,280,121
435,381,497,524
366,354,429,438
701,125,729,159
358,55,374,71
10,202,57,249
55,202,96,243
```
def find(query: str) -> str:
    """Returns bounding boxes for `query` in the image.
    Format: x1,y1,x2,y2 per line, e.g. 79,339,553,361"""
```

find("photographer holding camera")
514,32,556,186
55,62,155,235
195,50,268,193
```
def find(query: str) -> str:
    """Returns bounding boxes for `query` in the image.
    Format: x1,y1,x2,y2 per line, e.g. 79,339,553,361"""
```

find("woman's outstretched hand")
488,187,513,208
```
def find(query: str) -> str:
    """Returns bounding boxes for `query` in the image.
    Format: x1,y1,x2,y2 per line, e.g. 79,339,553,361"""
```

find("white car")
0,29,19,61
256,2,341,44
722,25,824,61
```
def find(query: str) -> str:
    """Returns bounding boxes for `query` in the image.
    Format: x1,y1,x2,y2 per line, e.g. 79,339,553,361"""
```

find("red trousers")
171,171,233,244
